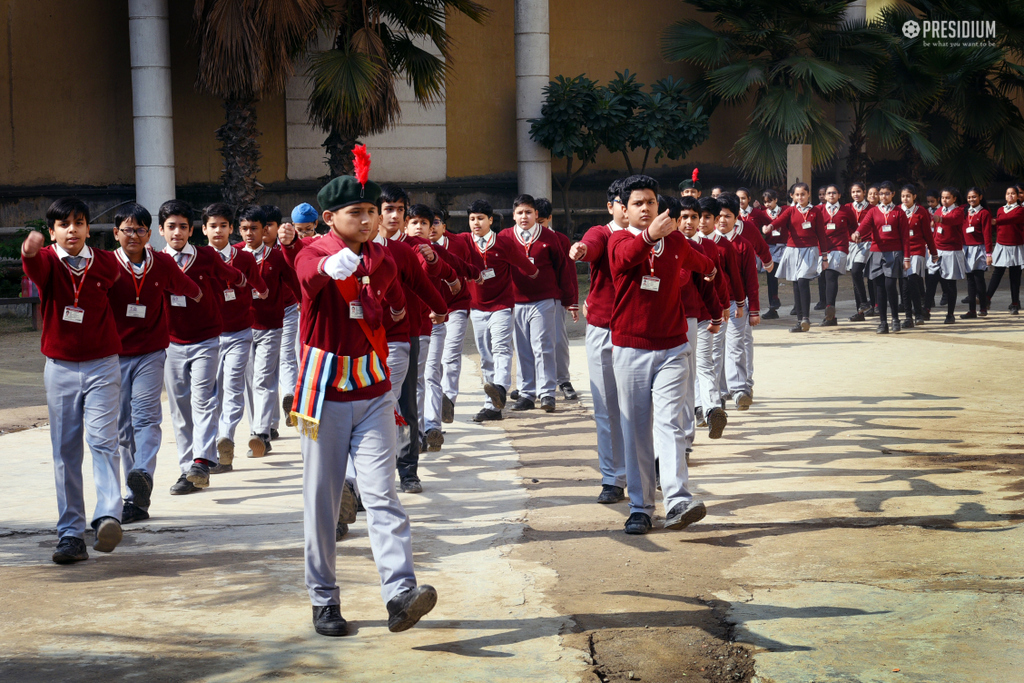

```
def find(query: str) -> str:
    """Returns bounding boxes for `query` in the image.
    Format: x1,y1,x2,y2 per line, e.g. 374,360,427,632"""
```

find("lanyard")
879,205,894,226
647,240,664,274
129,259,149,305
521,228,539,256
475,232,495,266
64,257,93,308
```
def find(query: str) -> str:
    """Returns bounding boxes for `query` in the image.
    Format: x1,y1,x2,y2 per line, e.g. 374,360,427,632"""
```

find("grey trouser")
470,308,514,410
554,305,570,385
724,303,749,396
215,328,252,444
166,337,221,470
513,298,557,401
245,327,283,436
586,324,626,488
441,309,469,405
423,322,447,433
118,350,165,503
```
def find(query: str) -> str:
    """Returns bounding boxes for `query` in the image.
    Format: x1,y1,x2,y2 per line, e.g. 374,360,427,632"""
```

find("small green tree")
529,75,602,237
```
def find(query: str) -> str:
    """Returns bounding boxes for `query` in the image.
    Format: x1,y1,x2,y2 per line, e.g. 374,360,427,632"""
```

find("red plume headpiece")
353,145,371,197
692,168,699,183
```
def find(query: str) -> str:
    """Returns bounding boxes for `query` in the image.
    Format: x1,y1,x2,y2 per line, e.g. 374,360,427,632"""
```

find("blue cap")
291,202,319,224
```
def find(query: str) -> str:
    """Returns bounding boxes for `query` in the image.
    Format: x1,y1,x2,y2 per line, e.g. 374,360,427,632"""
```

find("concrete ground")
1,276,1022,682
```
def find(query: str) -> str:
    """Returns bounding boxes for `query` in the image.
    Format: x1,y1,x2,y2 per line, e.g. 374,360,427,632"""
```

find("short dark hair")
678,195,701,215
512,194,536,211
966,186,983,200
825,184,841,196
114,202,152,230
762,189,778,202
925,188,939,199
468,199,493,218
901,184,917,196
607,179,623,204
717,192,741,216
792,182,811,195
736,187,750,197
237,205,267,225
201,202,233,226
657,194,681,219
379,184,411,213
535,197,553,219
878,180,896,193
849,182,866,193
46,197,90,229
620,175,659,204
260,204,282,225
159,199,194,228
710,185,725,194
941,186,962,203
408,203,434,221
698,196,720,217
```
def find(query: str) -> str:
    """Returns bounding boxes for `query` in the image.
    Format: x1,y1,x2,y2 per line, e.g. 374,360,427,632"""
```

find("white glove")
324,248,360,280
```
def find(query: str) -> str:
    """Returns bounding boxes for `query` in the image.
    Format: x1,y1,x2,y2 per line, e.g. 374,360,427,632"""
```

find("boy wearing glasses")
109,203,201,523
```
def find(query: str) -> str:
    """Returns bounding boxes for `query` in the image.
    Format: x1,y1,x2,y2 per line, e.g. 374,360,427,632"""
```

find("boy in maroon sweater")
160,200,257,493
608,175,716,535
23,198,125,563
536,198,580,400
292,166,436,638
109,203,201,524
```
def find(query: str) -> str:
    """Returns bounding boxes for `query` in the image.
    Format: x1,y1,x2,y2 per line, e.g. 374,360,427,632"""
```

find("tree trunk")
216,97,262,206
620,150,635,175
640,147,652,174
324,127,359,179
843,111,870,185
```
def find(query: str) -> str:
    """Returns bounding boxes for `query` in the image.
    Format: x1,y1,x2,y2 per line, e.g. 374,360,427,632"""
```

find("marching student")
851,181,908,334
507,194,577,413
961,188,991,318
262,204,301,431
816,185,856,326
709,185,725,198
423,210,483,450
109,203,201,524
291,202,321,239
929,188,968,323
238,205,299,457
716,193,759,409
846,182,874,321
900,185,937,327
985,185,1024,315
679,168,702,198
535,197,579,401
758,189,785,317
467,199,540,423
923,189,943,312
162,200,259,492
570,181,629,503
813,185,831,312
768,183,832,333
608,174,716,535
291,155,437,638
201,203,268,471
22,198,125,563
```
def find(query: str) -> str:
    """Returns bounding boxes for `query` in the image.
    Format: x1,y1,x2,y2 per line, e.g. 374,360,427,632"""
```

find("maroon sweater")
293,232,406,403
817,204,858,253
164,245,248,345
963,207,993,250
275,242,300,309
382,236,449,344
468,229,540,312
234,244,299,330
608,229,714,350
432,232,484,312
22,244,122,362
854,205,910,254
681,238,725,323
705,232,747,306
992,205,1024,249
110,248,202,357
735,218,773,264
757,206,787,246
551,229,580,308
578,224,619,329
903,206,937,257
724,233,760,314
215,247,267,334
932,205,966,252
507,225,577,306
769,205,831,252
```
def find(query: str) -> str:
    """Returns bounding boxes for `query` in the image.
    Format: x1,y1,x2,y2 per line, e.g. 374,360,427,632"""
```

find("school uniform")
163,243,251,473
508,224,577,404
900,204,937,321
770,204,832,281
845,201,874,311
853,203,909,324
576,224,626,488
240,243,299,439
679,243,725,449
468,229,539,413
933,205,968,280
23,244,123,541
722,227,759,399
291,229,418,608
212,245,266,450
110,247,201,509
607,227,715,520
961,206,992,314
757,205,786,309
275,242,302,427
549,229,578,387
985,204,1024,310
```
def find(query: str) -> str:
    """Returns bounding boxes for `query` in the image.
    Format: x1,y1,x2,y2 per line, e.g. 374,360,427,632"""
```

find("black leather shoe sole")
388,585,438,633
127,469,152,509
169,475,200,495
312,607,349,637
483,383,506,410
425,429,444,452
540,399,556,413
247,436,268,458
624,516,653,535
93,518,123,553
186,464,210,489
707,408,727,439
52,539,88,564
664,501,707,530
510,399,535,411
441,395,455,424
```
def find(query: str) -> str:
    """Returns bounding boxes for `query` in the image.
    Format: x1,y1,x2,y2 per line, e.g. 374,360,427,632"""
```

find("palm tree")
305,0,487,178
193,0,325,206
661,0,890,185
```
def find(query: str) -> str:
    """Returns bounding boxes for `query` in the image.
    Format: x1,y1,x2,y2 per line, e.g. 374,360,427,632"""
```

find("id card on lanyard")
62,257,93,323
641,242,662,292
126,260,149,318
880,206,894,234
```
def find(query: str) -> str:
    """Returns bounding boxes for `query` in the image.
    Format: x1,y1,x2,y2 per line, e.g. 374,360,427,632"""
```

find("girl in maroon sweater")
930,187,969,323
817,184,857,326
852,181,908,334
961,187,992,318
758,189,785,317
985,186,1024,314
899,185,937,327
768,183,831,332
846,182,874,320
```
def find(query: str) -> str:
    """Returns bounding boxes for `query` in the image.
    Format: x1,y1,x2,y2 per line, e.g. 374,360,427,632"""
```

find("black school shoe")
762,308,780,319
814,301,827,311
473,408,503,422
247,434,271,458
126,469,153,510
848,311,865,322
169,473,200,495
540,397,556,412
706,407,728,439
596,484,625,504
943,315,955,324
789,322,805,333
336,522,349,542
387,585,438,633
400,477,423,494
424,428,444,452
891,318,902,333
441,395,455,424
876,321,889,334
818,317,837,327
664,499,707,531
483,382,507,410
559,382,579,400
186,461,211,489
216,437,235,469
121,501,150,525
510,397,535,411
270,429,280,441
623,512,653,535
92,517,123,553
509,389,520,401
312,605,349,637
52,536,88,564
903,317,915,329
283,394,295,428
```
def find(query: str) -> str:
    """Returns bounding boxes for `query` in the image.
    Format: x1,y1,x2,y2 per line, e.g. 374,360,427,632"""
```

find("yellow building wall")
0,0,287,188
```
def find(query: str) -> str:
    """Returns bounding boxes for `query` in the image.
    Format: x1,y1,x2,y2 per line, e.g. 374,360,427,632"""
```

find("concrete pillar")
514,0,551,199
129,0,175,248
835,0,868,182
788,144,813,190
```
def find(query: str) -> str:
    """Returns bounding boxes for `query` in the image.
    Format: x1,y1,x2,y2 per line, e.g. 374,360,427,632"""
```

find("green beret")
678,179,703,191
317,175,382,212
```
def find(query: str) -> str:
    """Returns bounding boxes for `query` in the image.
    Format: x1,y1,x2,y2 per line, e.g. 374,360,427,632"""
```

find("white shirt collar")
1005,203,1020,211
373,234,386,246
941,203,957,215
54,243,92,261
517,223,541,241
795,203,812,214
852,200,868,211
163,242,196,258
722,227,737,241
903,204,917,216
968,205,981,215
608,221,626,233
878,202,896,213
825,202,840,213
767,205,781,218
740,206,752,217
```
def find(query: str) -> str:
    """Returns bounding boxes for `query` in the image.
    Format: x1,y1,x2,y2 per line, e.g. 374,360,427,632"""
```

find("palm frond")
733,126,789,185
706,61,766,101
661,20,735,68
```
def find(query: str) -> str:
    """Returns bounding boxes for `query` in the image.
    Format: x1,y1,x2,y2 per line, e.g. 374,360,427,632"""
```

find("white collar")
1005,203,1020,211
878,203,896,213
163,242,196,258
740,206,752,217
825,202,840,213
767,205,781,218
852,200,867,211
722,227,737,241
795,203,812,214
433,234,450,249
903,204,917,215
474,230,495,250
968,205,981,215
54,243,92,261
515,223,541,242
243,243,268,260
115,245,152,273
608,220,626,233
373,234,386,246
217,244,234,260
941,204,957,215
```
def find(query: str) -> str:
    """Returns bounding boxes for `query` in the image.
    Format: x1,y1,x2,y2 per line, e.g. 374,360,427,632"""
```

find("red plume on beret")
353,145,371,195
692,168,699,183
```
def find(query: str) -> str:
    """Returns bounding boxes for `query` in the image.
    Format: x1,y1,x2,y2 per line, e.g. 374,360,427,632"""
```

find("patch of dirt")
0,324,45,433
